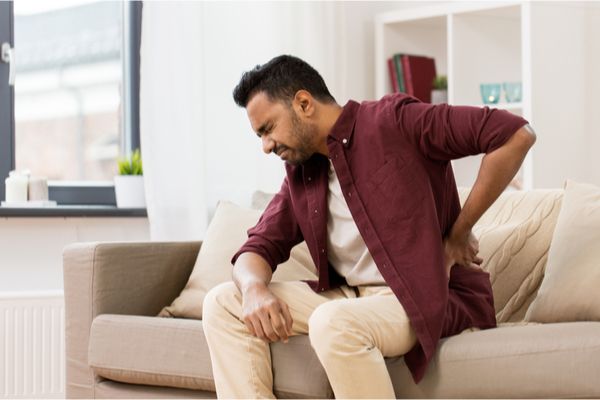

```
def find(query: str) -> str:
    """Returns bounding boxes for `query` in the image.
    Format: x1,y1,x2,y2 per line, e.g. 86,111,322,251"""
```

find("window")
0,0,142,206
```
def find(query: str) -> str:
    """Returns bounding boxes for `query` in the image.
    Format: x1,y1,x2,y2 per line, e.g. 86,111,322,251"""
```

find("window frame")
0,1,143,207
0,1,15,204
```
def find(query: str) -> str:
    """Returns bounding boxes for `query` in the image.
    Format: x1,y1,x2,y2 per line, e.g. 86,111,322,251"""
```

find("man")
203,55,535,398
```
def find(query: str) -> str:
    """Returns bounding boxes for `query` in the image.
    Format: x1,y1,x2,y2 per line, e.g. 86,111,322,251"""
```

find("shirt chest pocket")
364,156,424,224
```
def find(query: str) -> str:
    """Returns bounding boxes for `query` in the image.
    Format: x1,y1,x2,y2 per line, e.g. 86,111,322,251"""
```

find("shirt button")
347,192,352,197
320,288,325,292
307,177,312,181
314,209,318,214
321,248,325,253
342,138,348,144
383,263,388,269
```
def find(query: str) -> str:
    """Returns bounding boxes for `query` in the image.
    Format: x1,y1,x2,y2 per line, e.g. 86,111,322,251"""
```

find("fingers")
268,300,294,343
444,230,484,272
281,301,294,338
243,299,293,344
258,311,279,342
467,261,483,271
242,318,256,337
243,307,275,343
267,307,288,343
244,315,266,342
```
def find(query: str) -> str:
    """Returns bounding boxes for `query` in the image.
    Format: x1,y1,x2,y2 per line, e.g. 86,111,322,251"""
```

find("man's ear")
293,90,315,117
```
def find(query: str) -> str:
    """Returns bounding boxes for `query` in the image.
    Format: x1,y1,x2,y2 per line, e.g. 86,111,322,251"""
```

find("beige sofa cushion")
89,314,600,398
89,315,215,392
389,321,600,398
458,188,563,322
525,181,600,323
89,314,331,398
159,201,317,319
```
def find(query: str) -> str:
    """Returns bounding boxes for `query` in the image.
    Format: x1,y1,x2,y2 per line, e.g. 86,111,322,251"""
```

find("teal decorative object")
503,82,522,103
480,83,501,104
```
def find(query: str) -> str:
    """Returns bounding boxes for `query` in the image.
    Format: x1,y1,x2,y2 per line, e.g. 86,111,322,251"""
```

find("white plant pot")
114,175,146,208
431,89,448,104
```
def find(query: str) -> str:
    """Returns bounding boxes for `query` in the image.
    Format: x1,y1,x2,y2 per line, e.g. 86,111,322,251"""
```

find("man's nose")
262,135,275,154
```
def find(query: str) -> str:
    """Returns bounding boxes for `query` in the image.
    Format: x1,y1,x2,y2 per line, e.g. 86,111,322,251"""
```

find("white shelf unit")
375,1,600,189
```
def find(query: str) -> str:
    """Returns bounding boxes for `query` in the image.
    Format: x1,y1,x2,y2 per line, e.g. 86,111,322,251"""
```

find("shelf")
0,205,147,218
490,102,522,110
377,1,600,189
450,5,522,106
472,102,522,112
375,2,529,189
376,15,447,97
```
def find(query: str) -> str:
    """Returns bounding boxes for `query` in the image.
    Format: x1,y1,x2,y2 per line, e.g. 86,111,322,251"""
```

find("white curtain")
140,1,344,241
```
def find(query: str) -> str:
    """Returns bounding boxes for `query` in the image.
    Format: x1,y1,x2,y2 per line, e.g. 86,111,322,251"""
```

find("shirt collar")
327,100,360,144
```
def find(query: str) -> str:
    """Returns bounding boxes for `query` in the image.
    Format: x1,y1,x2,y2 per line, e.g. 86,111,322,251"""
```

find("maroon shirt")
233,93,529,384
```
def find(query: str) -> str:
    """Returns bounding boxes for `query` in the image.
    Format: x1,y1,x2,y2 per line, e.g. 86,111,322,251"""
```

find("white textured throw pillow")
458,187,564,322
525,180,600,322
159,201,317,319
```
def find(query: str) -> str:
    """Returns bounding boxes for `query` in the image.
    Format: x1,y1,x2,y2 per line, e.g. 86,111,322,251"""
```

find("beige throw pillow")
458,187,564,323
159,201,318,319
525,180,600,323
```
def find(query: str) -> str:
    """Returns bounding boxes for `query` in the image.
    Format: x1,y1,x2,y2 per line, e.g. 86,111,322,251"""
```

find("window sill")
0,205,147,218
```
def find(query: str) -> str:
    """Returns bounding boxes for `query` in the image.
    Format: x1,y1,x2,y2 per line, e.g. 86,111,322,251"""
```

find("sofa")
63,183,600,398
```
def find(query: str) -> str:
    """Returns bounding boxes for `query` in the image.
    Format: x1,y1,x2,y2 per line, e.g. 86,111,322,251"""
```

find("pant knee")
308,301,355,351
202,281,240,327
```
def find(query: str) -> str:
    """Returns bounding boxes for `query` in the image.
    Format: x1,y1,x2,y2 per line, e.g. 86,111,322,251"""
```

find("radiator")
0,291,64,399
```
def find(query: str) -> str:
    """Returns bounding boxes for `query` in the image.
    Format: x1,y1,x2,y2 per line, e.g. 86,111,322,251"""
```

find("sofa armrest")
63,240,201,398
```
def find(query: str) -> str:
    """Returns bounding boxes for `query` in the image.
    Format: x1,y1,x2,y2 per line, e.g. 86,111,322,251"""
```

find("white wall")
140,1,424,232
199,2,344,215
585,6,600,186
199,1,427,217
0,218,149,292
529,2,600,188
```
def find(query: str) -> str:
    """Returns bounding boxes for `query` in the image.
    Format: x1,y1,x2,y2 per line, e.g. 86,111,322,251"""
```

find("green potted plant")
431,75,448,104
114,149,146,208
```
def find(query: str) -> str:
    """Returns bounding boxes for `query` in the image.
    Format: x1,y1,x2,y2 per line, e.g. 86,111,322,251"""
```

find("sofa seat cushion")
390,321,600,398
89,315,600,398
89,315,216,392
88,314,332,398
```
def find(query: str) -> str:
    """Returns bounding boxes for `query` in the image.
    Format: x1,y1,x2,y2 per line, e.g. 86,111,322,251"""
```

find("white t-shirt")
327,161,387,286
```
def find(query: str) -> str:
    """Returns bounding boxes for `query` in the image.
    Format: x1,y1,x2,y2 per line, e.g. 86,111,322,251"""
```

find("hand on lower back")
241,283,293,343
443,229,483,278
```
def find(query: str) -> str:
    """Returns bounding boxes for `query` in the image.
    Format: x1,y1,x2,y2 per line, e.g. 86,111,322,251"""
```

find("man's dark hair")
233,55,336,107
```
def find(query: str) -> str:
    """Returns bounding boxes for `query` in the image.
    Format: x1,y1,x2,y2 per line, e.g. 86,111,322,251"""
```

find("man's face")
246,92,317,165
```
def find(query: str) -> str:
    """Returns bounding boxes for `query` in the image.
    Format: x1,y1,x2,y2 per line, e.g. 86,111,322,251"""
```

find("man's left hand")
443,229,483,278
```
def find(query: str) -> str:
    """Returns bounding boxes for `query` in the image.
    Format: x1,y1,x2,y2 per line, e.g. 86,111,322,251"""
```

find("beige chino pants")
202,281,418,399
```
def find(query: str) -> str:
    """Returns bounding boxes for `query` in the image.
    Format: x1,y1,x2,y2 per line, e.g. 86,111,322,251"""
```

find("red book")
387,58,399,93
401,55,437,103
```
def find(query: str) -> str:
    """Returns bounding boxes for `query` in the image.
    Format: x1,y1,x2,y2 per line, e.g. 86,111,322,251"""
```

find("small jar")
5,171,29,203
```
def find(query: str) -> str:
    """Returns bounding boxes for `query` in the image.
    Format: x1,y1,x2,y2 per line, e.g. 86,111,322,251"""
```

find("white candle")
5,171,29,203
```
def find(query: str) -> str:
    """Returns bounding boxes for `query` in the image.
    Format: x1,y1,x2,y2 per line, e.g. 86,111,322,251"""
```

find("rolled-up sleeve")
393,95,529,161
231,177,303,272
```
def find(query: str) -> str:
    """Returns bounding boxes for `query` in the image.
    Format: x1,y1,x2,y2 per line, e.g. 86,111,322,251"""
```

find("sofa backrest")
458,188,564,323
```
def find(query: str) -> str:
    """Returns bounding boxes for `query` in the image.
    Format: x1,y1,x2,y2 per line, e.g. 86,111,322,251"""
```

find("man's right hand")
241,282,293,343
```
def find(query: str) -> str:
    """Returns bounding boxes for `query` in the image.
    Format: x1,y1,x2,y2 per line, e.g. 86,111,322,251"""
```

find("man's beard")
278,112,315,165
